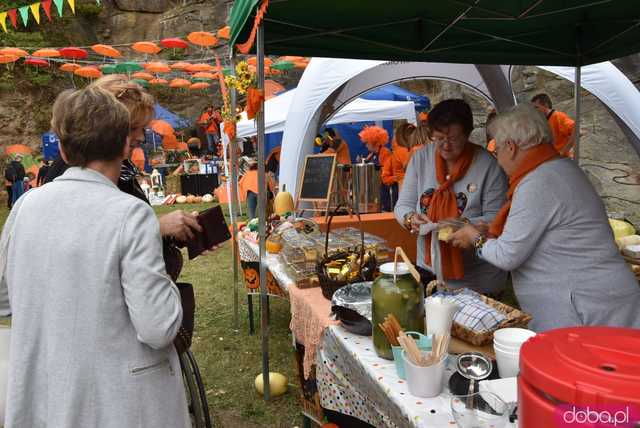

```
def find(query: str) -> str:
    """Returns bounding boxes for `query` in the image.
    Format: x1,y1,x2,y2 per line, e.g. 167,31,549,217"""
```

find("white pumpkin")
202,194,214,203
254,372,288,397
176,195,187,204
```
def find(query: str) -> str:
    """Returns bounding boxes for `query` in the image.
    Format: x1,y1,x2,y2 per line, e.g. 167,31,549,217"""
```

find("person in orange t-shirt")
531,93,575,157
322,128,352,165
239,159,259,219
359,125,395,211
198,105,222,155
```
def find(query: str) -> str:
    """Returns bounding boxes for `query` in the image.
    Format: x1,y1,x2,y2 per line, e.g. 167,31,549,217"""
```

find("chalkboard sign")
297,154,337,202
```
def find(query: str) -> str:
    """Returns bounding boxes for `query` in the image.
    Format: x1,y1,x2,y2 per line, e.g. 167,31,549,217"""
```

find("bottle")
372,262,425,359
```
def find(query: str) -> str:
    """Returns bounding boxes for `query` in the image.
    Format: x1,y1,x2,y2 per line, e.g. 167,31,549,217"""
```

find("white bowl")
494,347,520,378
493,328,536,349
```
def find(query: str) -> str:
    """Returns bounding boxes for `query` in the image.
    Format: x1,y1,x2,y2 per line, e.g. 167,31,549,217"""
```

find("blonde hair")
51,87,130,167
411,123,431,147
394,123,416,149
489,103,553,151
88,74,155,128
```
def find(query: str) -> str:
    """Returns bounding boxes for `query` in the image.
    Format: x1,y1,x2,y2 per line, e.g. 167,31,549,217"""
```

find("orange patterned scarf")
425,144,476,279
489,143,559,237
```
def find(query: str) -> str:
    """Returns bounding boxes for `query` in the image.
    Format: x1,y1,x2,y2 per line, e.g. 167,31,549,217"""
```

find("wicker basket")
165,175,181,195
426,281,533,346
317,207,377,300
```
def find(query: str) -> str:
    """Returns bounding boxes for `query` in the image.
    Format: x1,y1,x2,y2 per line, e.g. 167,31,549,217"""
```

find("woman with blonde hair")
0,86,189,427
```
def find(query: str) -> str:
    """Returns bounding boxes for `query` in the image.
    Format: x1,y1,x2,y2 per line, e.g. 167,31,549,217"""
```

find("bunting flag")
30,3,41,24
0,12,7,33
42,0,52,21
18,6,29,27
8,9,17,29
66,0,75,14
53,0,64,17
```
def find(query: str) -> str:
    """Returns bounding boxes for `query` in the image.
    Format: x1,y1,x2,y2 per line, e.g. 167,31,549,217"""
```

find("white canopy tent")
280,58,640,194
234,88,417,139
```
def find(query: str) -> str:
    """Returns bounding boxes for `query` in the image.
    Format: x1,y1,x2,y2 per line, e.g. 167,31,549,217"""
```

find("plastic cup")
494,345,520,378
392,333,432,379
425,299,459,337
493,328,536,349
402,350,446,398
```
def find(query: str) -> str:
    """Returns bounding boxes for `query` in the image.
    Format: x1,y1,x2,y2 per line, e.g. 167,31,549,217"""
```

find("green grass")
0,201,301,428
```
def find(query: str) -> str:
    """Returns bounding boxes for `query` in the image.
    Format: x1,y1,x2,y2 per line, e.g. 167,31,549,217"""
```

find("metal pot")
352,162,380,214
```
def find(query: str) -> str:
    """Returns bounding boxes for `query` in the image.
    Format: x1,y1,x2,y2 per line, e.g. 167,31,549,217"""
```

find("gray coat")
395,144,508,293
0,167,189,428
481,157,640,331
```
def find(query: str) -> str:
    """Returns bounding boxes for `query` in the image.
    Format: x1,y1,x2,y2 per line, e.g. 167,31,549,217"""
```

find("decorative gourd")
186,195,196,204
202,194,214,203
195,196,203,204
273,185,294,216
176,195,187,204
254,372,288,397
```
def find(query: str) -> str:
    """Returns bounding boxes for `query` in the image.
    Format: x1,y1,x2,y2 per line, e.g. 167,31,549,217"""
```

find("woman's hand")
410,213,431,234
449,224,481,250
159,210,203,242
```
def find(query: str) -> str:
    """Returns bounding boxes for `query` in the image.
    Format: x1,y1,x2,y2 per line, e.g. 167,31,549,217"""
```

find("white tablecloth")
317,325,517,428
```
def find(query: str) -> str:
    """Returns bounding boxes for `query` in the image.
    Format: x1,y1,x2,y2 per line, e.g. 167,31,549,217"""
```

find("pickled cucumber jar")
372,262,425,359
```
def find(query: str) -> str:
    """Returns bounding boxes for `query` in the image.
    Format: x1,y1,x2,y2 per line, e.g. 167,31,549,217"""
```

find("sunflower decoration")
224,60,256,95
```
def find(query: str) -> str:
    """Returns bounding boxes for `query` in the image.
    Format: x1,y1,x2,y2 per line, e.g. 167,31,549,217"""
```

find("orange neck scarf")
489,144,559,237
425,144,476,280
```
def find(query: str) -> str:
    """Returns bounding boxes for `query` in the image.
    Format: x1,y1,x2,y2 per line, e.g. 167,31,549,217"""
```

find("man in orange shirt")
323,128,352,165
198,105,222,155
531,93,576,157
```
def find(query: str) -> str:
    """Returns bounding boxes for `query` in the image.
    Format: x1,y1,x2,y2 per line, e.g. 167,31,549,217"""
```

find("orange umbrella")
0,47,28,58
32,48,60,58
169,78,191,88
247,57,273,68
60,63,81,72
192,71,217,80
131,147,145,171
149,78,168,85
264,79,285,100
162,133,179,150
74,66,102,79
187,32,218,47
185,63,214,72
0,54,19,64
150,120,175,136
5,144,33,155
132,71,154,81
92,44,122,58
278,55,305,62
170,61,191,70
190,82,210,90
132,41,162,55
217,26,231,40
144,62,171,73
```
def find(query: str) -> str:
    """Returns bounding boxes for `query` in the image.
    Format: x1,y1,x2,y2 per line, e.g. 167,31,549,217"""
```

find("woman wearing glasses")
395,99,508,294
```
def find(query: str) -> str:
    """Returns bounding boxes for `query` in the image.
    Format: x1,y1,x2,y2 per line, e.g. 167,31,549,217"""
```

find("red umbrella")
59,47,88,60
160,38,189,50
24,58,49,68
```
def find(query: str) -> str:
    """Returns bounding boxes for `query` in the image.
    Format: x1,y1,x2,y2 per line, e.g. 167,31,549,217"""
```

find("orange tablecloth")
314,212,417,262
288,285,338,379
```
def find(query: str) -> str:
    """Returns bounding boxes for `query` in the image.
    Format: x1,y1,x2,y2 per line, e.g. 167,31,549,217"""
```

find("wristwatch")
404,212,416,230
474,234,487,251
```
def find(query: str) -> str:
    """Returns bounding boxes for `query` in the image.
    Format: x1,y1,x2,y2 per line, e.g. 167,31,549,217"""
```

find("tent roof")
230,1,640,66
153,104,191,130
234,87,417,138
362,84,430,111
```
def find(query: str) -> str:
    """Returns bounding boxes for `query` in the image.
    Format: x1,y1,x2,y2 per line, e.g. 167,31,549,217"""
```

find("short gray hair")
488,103,553,150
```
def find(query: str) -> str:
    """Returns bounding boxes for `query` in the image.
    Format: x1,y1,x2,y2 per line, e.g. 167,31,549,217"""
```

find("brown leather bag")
173,282,195,354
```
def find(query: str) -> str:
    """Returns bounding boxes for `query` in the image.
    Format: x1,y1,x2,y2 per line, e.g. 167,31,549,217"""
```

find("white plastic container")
494,345,520,378
425,297,459,337
403,350,446,398
493,327,536,349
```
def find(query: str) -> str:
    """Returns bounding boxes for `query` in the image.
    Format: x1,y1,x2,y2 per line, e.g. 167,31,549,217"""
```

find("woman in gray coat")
450,104,640,331
395,99,508,294
0,87,189,427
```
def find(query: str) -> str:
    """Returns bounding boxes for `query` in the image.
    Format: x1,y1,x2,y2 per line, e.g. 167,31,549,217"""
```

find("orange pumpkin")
244,268,259,289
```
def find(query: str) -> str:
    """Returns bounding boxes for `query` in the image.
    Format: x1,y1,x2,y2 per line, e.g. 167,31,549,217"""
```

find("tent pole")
229,51,240,332
256,22,270,401
574,65,581,163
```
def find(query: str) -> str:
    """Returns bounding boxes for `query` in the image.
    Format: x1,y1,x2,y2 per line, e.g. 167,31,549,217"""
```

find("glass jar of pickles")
372,262,425,359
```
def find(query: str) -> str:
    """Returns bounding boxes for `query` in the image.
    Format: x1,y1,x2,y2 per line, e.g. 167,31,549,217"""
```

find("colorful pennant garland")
0,0,98,32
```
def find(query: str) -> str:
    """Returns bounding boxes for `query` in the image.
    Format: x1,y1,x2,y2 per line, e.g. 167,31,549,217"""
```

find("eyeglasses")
430,133,465,145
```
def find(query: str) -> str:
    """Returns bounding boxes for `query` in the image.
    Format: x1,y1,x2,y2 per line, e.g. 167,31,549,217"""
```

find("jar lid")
379,262,410,276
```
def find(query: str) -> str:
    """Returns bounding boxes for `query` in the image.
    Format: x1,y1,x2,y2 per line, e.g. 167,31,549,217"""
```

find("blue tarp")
361,84,430,112
154,104,191,130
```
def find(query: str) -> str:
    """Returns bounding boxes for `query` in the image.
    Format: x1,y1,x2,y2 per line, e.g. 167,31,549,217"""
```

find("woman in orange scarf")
395,99,508,294
449,104,640,331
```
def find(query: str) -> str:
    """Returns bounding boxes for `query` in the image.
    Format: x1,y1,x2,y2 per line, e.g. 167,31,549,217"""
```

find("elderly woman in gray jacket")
450,104,640,332
395,99,508,294
0,87,189,427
